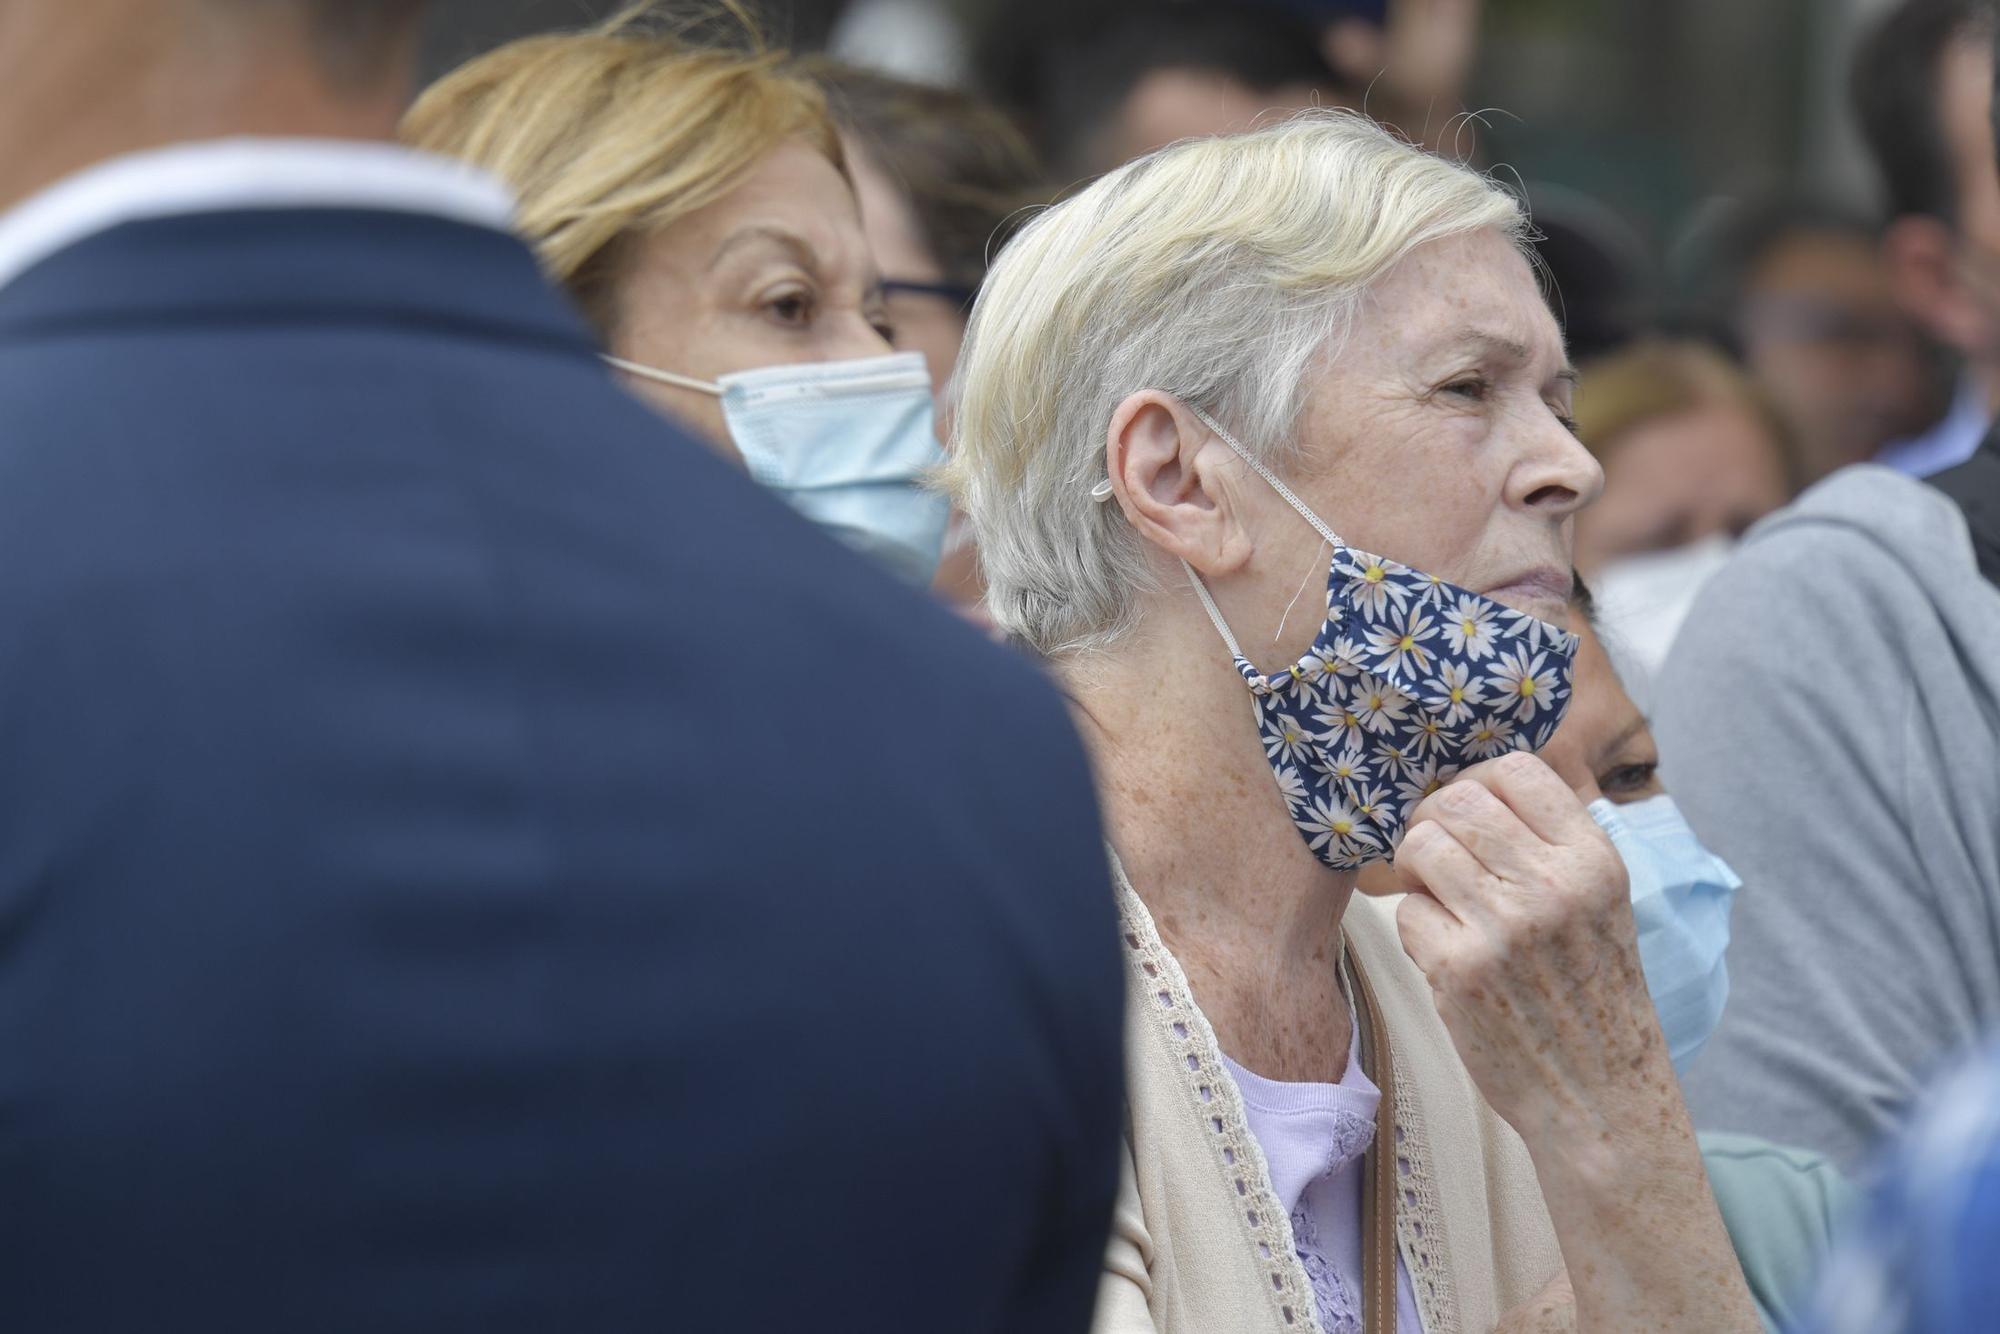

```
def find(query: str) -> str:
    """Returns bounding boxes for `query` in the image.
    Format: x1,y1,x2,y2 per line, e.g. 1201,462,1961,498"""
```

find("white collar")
0,137,517,296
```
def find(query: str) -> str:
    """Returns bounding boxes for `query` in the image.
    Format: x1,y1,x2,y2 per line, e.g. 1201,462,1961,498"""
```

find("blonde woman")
1567,340,1798,676
404,5,947,584
1571,340,1797,572
947,112,1763,1333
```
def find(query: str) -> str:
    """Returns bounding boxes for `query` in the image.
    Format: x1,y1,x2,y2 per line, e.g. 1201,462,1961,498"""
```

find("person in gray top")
1654,464,2000,1170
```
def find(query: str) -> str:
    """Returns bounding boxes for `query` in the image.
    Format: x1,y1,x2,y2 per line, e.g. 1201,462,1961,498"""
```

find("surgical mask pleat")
605,351,949,584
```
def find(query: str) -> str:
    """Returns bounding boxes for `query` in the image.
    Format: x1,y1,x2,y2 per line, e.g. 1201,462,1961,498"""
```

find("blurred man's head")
981,2,1354,181
23,0,429,83
1685,197,1951,479
1853,0,2000,376
0,0,428,207
174,0,427,92
257,0,428,89
1,0,427,97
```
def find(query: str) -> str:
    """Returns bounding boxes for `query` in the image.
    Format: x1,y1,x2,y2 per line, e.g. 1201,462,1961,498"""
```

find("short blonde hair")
946,111,1529,656
402,3,842,333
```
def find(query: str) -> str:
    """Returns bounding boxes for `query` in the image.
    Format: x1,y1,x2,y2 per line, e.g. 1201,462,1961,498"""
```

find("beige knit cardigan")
1093,858,1565,1334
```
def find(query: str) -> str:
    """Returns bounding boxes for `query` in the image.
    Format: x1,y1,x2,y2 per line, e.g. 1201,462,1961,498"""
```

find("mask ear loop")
1089,404,1343,666
1085,475,1249,658
1184,405,1345,550
602,355,726,397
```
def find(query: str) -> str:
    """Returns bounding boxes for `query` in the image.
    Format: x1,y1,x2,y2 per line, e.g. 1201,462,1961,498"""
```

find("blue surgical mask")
606,351,949,585
1588,794,1741,1075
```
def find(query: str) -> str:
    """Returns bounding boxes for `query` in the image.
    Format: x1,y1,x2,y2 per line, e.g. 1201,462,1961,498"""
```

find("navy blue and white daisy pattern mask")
1155,406,1579,870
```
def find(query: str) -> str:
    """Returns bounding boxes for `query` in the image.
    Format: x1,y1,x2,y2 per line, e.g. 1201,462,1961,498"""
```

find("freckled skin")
1386,751,1755,1332
1361,619,1752,1329
1068,226,1756,1331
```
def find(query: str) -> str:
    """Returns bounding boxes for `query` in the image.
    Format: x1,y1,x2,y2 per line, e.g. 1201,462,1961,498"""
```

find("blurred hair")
402,1,841,334
1570,570,1597,627
796,58,1045,291
1573,339,1803,493
947,111,1527,656
1993,14,2000,170
1525,183,1654,362
1668,194,1883,348
1851,0,1997,225
972,0,1350,176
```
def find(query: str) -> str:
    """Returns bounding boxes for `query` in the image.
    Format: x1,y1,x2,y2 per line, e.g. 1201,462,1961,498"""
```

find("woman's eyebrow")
707,224,817,274
1440,327,1530,361
1439,327,1579,383
1593,714,1653,765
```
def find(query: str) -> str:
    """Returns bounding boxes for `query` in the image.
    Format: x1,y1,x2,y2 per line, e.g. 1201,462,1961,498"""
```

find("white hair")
945,110,1531,657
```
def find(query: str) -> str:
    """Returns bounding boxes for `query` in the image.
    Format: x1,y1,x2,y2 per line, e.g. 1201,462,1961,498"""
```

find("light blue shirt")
1873,375,1990,477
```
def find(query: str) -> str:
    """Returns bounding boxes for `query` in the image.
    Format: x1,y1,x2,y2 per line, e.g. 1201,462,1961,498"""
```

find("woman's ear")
1103,391,1255,577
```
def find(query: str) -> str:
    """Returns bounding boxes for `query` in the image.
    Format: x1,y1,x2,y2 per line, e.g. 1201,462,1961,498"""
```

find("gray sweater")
1656,465,2000,1172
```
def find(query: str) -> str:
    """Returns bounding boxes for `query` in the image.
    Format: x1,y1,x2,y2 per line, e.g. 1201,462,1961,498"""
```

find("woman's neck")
1068,625,1357,1083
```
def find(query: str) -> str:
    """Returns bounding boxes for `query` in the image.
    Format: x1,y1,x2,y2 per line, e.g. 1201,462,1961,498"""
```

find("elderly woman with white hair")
947,112,1762,1333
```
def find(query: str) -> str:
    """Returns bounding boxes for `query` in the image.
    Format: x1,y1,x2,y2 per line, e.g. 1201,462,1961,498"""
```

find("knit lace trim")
1112,858,1321,1331
1385,1026,1458,1333
1111,852,1460,1334
1292,1200,1364,1333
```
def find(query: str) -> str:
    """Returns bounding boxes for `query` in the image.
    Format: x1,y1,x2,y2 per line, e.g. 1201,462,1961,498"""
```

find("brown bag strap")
1350,949,1399,1334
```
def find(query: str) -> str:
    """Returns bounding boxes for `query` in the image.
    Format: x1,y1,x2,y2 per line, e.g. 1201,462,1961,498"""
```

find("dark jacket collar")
1929,419,2000,588
0,208,597,357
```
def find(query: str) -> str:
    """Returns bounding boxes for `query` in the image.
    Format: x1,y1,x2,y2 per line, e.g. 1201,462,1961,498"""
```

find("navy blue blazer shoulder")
0,208,1121,1333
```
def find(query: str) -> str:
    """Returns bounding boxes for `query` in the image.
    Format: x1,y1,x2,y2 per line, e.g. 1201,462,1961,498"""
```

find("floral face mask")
1154,406,1579,869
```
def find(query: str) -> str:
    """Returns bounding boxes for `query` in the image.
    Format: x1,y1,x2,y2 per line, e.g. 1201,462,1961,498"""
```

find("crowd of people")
1,0,1997,1330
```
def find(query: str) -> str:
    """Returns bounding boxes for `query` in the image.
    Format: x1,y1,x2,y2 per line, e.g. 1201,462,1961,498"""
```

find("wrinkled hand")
1376,752,1761,1331
1370,750,1674,1145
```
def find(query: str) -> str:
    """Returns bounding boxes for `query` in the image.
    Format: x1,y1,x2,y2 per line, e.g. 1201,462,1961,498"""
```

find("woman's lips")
1478,568,1574,618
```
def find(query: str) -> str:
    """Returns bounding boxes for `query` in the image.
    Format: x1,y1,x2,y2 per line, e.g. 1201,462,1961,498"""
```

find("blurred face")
1533,616,1664,806
1885,34,2000,369
609,139,894,459
843,135,967,419
1737,229,1947,480
1941,34,2000,315
1092,68,1333,175
1571,403,1789,571
1228,227,1598,658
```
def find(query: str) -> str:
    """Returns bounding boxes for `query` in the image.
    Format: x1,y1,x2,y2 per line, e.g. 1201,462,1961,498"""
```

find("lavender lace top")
1221,1021,1425,1334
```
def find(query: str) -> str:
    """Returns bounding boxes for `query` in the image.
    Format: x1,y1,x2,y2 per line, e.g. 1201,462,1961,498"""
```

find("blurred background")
421,0,1897,265
419,0,1987,675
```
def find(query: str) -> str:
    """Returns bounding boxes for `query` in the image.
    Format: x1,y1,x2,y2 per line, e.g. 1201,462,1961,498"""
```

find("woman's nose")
1511,412,1604,520
837,311,895,360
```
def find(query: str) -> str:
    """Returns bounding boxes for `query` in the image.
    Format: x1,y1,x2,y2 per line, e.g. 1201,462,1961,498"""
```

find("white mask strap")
1091,402,1341,664
602,355,725,398
1181,559,1248,660
1184,405,1344,550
